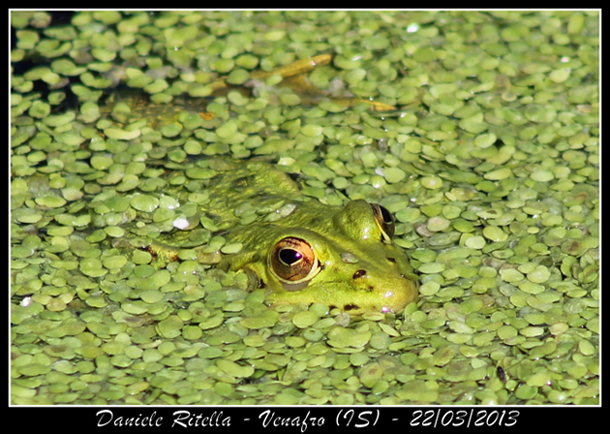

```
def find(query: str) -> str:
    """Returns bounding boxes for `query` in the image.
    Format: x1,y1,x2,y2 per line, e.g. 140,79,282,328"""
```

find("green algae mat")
11,10,599,405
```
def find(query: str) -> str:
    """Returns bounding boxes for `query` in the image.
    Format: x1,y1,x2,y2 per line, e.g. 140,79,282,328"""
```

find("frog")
148,158,418,315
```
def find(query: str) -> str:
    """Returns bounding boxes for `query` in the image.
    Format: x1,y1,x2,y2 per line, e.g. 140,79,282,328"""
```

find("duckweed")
11,10,598,407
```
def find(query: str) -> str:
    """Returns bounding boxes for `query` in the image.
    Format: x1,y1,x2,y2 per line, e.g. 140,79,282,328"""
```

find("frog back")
203,159,305,230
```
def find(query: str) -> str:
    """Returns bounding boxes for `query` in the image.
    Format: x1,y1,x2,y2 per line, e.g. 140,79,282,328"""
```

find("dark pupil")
279,249,302,265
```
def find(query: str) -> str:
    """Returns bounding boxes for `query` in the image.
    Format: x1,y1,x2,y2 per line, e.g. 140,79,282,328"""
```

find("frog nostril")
387,257,396,263
352,269,367,279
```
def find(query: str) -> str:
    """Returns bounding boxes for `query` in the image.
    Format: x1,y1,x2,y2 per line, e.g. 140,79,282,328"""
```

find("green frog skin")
153,159,418,315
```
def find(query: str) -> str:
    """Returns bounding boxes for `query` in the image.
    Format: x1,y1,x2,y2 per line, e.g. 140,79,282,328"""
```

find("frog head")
226,199,418,315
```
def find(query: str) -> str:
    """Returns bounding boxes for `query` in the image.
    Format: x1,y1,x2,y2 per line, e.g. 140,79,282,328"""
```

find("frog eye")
370,203,395,243
270,237,320,285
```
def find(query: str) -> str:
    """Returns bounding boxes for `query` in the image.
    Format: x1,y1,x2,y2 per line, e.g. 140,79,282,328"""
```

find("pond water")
10,10,599,405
